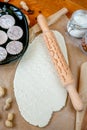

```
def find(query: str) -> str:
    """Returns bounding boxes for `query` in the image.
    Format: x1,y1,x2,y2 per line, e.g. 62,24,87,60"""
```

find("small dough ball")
0,86,5,97
6,97,13,104
5,120,13,128
8,113,14,121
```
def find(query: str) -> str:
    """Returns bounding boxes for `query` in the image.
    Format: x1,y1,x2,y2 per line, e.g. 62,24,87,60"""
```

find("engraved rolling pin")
37,14,83,111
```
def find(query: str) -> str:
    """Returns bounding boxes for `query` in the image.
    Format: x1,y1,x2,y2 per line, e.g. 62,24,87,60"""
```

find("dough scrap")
14,30,68,127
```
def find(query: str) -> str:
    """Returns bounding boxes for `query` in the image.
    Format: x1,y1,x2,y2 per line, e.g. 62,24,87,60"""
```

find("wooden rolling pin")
76,62,87,130
37,14,83,111
30,8,68,42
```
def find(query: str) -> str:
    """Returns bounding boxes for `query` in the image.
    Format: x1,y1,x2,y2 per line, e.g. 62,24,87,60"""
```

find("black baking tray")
0,2,29,65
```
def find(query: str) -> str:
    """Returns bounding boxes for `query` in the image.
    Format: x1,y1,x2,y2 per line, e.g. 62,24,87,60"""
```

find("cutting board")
0,15,87,130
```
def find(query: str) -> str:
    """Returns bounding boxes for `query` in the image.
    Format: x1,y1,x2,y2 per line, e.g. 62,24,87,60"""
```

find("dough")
14,30,68,127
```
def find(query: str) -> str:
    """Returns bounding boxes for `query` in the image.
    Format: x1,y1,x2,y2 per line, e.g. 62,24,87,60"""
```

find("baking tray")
0,2,29,65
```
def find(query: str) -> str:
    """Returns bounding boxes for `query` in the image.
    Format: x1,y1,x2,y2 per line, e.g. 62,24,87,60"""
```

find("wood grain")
0,0,85,26
76,62,87,130
70,0,87,8
81,108,87,130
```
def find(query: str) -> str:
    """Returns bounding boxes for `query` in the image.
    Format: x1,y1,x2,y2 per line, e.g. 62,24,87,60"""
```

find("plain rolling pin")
37,14,83,111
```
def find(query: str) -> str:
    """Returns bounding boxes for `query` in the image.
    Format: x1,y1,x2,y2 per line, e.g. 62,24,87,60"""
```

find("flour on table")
14,30,68,127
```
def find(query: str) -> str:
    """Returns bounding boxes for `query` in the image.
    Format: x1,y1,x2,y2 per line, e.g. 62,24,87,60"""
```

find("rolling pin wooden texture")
37,14,83,111
76,62,87,130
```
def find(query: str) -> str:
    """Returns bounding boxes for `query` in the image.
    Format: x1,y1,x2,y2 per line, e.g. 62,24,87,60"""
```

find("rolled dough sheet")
14,30,68,127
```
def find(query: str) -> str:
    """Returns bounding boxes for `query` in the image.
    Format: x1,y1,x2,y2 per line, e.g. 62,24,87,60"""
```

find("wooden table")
70,0,87,9
0,0,86,26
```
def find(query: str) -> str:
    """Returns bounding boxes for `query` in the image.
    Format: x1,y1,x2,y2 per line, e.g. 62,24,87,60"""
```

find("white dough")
14,30,68,127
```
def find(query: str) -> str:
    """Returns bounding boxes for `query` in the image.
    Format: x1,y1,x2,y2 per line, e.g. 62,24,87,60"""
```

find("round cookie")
7,26,23,40
0,47,7,61
0,15,15,29
6,41,23,55
0,30,8,45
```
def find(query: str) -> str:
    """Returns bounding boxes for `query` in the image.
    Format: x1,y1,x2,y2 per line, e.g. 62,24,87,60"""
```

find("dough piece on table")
14,30,68,127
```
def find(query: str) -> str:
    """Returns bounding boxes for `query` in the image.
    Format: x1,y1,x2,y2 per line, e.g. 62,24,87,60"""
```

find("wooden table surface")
0,0,86,26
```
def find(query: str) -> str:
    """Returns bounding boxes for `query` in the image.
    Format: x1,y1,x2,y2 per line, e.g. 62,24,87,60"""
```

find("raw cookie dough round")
14,30,68,127
6,41,23,55
0,30,8,45
0,47,7,61
0,15,15,29
7,26,23,40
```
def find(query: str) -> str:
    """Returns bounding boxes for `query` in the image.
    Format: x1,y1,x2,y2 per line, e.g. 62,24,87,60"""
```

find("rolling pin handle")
66,84,83,111
37,14,50,32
